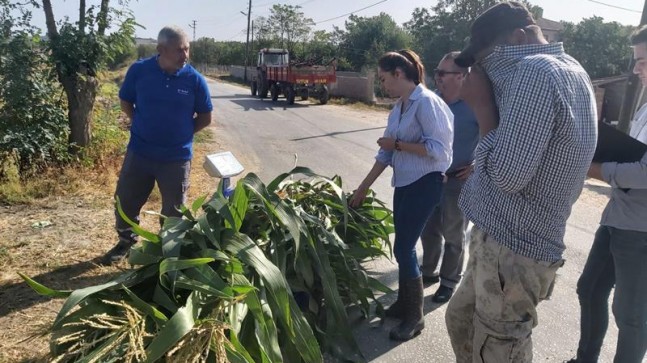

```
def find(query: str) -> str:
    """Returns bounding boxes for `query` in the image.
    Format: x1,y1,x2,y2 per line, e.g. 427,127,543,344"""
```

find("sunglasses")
434,69,463,77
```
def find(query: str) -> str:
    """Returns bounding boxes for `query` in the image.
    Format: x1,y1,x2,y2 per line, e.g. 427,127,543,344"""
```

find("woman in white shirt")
350,49,454,341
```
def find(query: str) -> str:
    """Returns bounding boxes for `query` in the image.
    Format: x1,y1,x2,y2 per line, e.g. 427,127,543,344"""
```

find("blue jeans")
114,151,191,244
575,225,647,363
393,172,444,280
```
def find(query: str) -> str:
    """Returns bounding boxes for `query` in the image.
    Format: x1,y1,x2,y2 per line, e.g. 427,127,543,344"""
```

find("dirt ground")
0,128,226,363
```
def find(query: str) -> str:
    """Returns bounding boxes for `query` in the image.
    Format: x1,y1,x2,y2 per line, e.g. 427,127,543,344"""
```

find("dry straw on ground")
0,127,222,363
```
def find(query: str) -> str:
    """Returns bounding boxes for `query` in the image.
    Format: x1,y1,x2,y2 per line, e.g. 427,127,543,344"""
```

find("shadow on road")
0,261,119,318
584,182,612,197
230,98,310,111
350,264,448,361
291,126,386,141
210,93,251,99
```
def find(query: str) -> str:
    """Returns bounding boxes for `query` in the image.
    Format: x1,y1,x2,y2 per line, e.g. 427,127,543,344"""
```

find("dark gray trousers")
114,151,191,244
575,225,647,363
420,177,468,289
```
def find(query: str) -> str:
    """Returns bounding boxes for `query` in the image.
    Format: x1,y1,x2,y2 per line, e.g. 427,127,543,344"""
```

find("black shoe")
432,285,454,304
422,274,439,285
97,240,133,265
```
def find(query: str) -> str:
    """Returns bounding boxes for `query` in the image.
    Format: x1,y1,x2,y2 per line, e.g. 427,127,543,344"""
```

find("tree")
252,5,314,59
41,0,136,151
336,13,412,71
267,4,314,57
252,15,274,51
561,17,633,79
303,30,338,64
404,0,543,72
191,37,220,64
0,1,68,173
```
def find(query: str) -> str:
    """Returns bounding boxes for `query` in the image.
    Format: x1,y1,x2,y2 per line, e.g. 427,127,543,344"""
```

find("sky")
20,0,644,41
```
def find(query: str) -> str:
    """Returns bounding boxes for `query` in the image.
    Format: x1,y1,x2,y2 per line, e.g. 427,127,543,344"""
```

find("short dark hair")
630,25,647,46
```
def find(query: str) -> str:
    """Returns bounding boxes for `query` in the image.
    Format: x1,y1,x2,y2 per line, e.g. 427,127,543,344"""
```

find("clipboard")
592,121,647,163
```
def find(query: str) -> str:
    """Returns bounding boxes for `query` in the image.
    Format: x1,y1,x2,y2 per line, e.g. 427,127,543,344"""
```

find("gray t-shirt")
600,103,647,232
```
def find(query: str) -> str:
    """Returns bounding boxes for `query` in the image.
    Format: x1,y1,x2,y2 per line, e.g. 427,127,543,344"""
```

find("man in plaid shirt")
445,2,597,362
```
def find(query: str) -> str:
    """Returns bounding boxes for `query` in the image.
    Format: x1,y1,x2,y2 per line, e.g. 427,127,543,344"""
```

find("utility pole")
188,20,197,41
243,0,252,83
617,0,647,133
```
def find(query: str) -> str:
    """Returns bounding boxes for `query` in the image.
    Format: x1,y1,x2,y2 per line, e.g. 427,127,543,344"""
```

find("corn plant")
20,167,393,362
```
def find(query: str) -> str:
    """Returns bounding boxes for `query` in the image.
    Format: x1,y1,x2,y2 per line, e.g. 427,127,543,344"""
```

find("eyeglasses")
434,69,463,77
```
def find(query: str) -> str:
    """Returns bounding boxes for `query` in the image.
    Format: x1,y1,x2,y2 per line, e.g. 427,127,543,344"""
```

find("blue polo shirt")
445,98,479,173
119,56,213,161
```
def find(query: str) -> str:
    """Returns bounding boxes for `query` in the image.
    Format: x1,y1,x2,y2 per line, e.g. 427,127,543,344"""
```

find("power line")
225,29,247,41
314,0,389,25
587,0,641,13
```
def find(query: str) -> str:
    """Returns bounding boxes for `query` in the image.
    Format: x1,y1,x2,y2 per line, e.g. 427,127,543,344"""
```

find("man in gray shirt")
568,25,647,363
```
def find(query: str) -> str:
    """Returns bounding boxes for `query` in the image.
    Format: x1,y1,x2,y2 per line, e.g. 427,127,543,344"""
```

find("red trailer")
250,48,336,105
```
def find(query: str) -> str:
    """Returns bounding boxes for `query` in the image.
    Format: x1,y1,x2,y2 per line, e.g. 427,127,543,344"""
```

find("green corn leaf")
224,232,322,363
179,204,195,221
197,213,220,249
128,246,162,265
153,283,178,314
206,193,237,231
52,265,158,330
159,257,215,276
115,196,160,243
174,274,234,299
242,173,304,258
232,274,282,363
18,272,71,298
226,329,256,363
143,291,201,363
309,229,365,362
229,179,250,231
266,166,317,192
191,193,208,214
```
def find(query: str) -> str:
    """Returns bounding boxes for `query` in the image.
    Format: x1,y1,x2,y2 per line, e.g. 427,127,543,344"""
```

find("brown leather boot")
389,275,424,341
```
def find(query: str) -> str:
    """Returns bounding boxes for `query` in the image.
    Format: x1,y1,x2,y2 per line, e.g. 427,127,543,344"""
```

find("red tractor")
250,48,336,105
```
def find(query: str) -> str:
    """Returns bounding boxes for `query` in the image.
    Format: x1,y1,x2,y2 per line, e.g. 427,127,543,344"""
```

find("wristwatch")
395,139,401,151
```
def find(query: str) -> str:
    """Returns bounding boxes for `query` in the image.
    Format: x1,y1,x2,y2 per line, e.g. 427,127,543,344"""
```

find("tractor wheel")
319,85,329,105
300,89,309,101
259,82,269,99
271,84,279,102
287,87,296,105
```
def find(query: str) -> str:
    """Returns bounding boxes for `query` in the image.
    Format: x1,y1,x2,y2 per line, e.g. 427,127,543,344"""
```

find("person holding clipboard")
568,25,647,363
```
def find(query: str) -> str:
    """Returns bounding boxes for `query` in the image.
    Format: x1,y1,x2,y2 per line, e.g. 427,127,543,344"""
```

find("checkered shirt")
459,43,598,262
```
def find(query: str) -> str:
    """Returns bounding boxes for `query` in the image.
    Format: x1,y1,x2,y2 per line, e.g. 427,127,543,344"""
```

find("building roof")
537,17,564,32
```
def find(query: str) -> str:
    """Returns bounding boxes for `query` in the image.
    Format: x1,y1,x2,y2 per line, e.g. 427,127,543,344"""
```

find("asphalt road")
206,79,622,363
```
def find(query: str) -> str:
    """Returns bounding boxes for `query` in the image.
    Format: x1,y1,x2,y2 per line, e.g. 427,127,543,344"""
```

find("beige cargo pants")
445,227,563,363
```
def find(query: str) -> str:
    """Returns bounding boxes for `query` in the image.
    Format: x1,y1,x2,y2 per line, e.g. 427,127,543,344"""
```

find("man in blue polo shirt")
420,51,479,303
99,25,213,265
